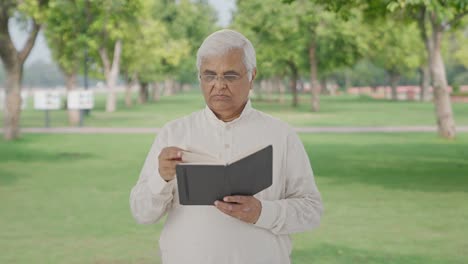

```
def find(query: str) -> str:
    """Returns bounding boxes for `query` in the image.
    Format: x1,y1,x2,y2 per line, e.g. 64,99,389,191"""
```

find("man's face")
199,49,255,118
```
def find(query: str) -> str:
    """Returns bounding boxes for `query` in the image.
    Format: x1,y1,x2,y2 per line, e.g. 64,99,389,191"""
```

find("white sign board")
34,90,62,110
67,90,94,110
1,90,29,110
21,91,28,110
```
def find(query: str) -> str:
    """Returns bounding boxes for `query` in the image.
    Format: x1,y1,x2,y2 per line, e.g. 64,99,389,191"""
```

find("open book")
175,145,273,205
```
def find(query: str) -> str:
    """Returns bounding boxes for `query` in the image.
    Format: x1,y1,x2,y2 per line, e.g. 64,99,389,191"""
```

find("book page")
180,145,270,165
228,145,270,165
181,151,222,165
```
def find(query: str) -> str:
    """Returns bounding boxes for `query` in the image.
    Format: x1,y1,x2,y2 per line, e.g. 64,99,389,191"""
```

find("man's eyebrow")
202,70,216,75
223,70,240,75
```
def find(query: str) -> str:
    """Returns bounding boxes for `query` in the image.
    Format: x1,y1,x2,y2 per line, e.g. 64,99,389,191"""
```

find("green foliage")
234,0,367,80
85,0,142,73
44,0,87,75
155,0,218,82
233,0,306,78
387,0,468,24
348,59,388,87
17,0,50,23
366,19,423,77
119,0,217,84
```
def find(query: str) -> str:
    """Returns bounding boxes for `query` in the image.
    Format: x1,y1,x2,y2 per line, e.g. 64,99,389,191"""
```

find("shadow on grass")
307,138,468,193
0,137,95,186
292,243,458,264
0,168,17,185
0,145,95,163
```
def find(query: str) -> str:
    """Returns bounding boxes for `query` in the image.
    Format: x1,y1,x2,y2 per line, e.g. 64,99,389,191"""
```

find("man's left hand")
214,196,262,224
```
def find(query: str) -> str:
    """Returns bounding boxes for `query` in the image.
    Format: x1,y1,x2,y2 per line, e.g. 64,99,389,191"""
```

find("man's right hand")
158,147,185,182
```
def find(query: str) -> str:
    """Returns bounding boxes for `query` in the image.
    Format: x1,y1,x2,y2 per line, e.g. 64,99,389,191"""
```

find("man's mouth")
212,95,230,100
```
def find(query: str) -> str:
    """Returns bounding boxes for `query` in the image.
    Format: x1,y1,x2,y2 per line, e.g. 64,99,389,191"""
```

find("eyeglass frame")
199,71,248,84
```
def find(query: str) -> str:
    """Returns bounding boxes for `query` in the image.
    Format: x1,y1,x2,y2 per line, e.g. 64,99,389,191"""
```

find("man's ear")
250,68,257,89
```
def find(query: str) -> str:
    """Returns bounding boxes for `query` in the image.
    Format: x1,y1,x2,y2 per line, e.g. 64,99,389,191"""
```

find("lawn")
5,90,468,128
1,133,467,264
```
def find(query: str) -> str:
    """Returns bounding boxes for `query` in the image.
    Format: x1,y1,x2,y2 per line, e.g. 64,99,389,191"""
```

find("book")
175,145,273,205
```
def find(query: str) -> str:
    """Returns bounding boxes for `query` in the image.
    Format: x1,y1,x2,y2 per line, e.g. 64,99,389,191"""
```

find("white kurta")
130,100,323,264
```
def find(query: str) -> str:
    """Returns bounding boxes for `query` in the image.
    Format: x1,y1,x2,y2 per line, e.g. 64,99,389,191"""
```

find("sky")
9,0,235,66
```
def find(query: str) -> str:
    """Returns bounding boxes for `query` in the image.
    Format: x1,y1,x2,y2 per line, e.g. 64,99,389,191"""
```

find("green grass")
1,133,467,263
5,90,468,128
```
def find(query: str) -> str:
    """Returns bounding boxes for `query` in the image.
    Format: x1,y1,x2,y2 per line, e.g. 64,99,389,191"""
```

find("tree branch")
442,9,468,31
111,39,122,74
0,4,18,67
99,47,111,79
417,7,429,46
18,20,41,64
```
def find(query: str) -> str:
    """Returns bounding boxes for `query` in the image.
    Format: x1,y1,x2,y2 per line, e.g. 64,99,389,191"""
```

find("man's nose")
213,76,227,89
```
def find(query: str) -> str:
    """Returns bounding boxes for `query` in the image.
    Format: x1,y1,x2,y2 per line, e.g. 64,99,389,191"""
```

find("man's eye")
224,75,240,81
203,75,216,81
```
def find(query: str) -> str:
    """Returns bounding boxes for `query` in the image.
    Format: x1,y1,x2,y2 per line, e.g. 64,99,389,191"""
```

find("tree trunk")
64,72,80,126
272,77,279,102
260,79,267,101
278,77,286,104
389,71,400,101
309,41,320,112
124,73,136,108
174,82,181,94
288,62,298,107
430,26,456,139
344,69,351,92
99,40,122,113
124,81,133,108
417,8,433,103
139,82,149,104
4,65,22,140
152,82,160,102
164,79,174,96
419,64,431,101
320,79,327,95
0,15,40,140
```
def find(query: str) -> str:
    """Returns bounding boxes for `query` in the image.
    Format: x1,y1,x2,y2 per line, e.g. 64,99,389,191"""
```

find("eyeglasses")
200,73,243,83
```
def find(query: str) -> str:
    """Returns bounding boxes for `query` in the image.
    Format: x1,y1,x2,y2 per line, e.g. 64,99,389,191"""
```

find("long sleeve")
130,128,176,224
255,131,323,235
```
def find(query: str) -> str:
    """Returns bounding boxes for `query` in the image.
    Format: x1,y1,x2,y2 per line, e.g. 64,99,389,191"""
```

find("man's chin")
209,100,233,111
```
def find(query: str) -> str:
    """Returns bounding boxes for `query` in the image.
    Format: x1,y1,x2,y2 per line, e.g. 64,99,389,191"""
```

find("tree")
309,0,467,138
234,0,308,107
0,0,49,140
86,0,142,112
297,3,367,110
153,0,217,94
165,0,218,83
235,0,367,109
367,19,422,100
44,0,87,125
393,0,467,138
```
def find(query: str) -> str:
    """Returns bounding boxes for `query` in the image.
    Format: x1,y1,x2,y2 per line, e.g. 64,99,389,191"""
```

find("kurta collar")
204,100,253,125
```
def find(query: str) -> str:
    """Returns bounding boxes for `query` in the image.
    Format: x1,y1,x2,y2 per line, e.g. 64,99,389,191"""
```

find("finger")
214,201,233,215
215,203,243,219
159,160,182,170
164,160,183,167
223,195,249,204
215,200,244,213
161,148,184,160
163,168,176,176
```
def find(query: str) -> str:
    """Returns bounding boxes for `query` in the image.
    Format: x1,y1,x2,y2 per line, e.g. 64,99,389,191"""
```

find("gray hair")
196,29,256,81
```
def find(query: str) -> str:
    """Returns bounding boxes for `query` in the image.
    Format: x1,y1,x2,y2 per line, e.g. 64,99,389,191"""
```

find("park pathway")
16,126,468,134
